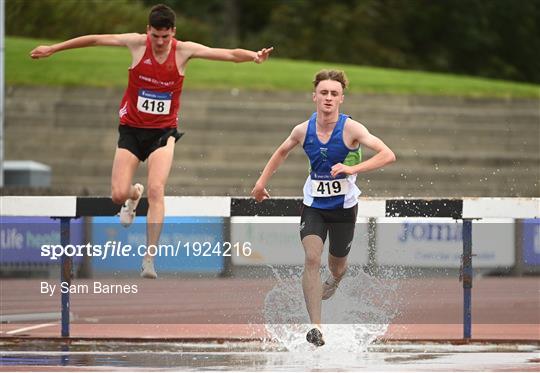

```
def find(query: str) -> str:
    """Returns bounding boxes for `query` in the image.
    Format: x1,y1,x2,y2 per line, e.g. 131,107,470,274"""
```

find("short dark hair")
313,69,348,90
149,4,176,30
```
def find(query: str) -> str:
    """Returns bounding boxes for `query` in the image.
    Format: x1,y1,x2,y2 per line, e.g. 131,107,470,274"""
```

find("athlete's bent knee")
111,188,130,205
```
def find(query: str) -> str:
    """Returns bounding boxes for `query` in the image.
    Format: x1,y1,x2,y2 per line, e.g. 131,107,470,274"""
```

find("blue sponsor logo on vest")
320,147,328,160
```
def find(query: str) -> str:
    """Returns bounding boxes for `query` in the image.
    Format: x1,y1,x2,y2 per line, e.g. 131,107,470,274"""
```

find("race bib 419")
311,178,349,197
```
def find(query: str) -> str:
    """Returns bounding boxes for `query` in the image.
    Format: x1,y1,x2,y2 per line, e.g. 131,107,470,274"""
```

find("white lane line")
0,312,61,323
6,323,57,335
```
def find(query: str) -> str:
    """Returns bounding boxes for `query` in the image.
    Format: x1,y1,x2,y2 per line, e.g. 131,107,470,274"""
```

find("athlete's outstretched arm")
251,124,304,202
183,42,273,63
330,121,396,178
30,33,141,59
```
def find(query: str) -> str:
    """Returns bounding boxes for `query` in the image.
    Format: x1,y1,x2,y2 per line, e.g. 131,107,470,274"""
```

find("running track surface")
1,277,538,341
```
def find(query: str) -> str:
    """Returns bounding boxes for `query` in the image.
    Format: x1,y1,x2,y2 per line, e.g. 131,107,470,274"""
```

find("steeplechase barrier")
1,196,538,339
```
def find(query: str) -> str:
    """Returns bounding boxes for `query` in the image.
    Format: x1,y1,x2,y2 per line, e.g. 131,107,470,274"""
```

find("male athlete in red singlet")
31,4,273,278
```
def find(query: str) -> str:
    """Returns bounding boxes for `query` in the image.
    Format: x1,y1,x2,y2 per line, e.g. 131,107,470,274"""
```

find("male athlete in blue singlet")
251,70,396,347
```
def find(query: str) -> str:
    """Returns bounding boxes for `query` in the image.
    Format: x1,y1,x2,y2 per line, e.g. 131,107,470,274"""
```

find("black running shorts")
117,125,183,162
300,204,358,257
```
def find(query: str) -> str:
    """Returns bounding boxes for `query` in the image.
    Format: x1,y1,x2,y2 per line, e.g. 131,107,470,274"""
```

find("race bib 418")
137,89,172,115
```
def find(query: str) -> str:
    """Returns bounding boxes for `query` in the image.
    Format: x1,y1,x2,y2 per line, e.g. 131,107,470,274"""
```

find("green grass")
7,36,540,98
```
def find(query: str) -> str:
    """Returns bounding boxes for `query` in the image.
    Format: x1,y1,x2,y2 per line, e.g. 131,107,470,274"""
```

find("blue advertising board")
90,216,224,274
522,219,540,266
0,217,84,265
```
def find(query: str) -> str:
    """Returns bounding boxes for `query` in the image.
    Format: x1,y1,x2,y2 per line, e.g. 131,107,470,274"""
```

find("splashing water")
263,265,403,354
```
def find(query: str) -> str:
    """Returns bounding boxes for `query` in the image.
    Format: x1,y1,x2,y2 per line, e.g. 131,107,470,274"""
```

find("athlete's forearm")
48,35,105,53
31,34,130,59
256,149,289,187
230,49,257,63
350,149,396,174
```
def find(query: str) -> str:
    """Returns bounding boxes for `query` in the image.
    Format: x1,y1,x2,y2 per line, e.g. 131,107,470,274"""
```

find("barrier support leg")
461,219,473,340
60,217,72,337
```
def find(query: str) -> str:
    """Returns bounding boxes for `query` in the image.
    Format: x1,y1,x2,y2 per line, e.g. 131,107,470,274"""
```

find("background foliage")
6,0,540,83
